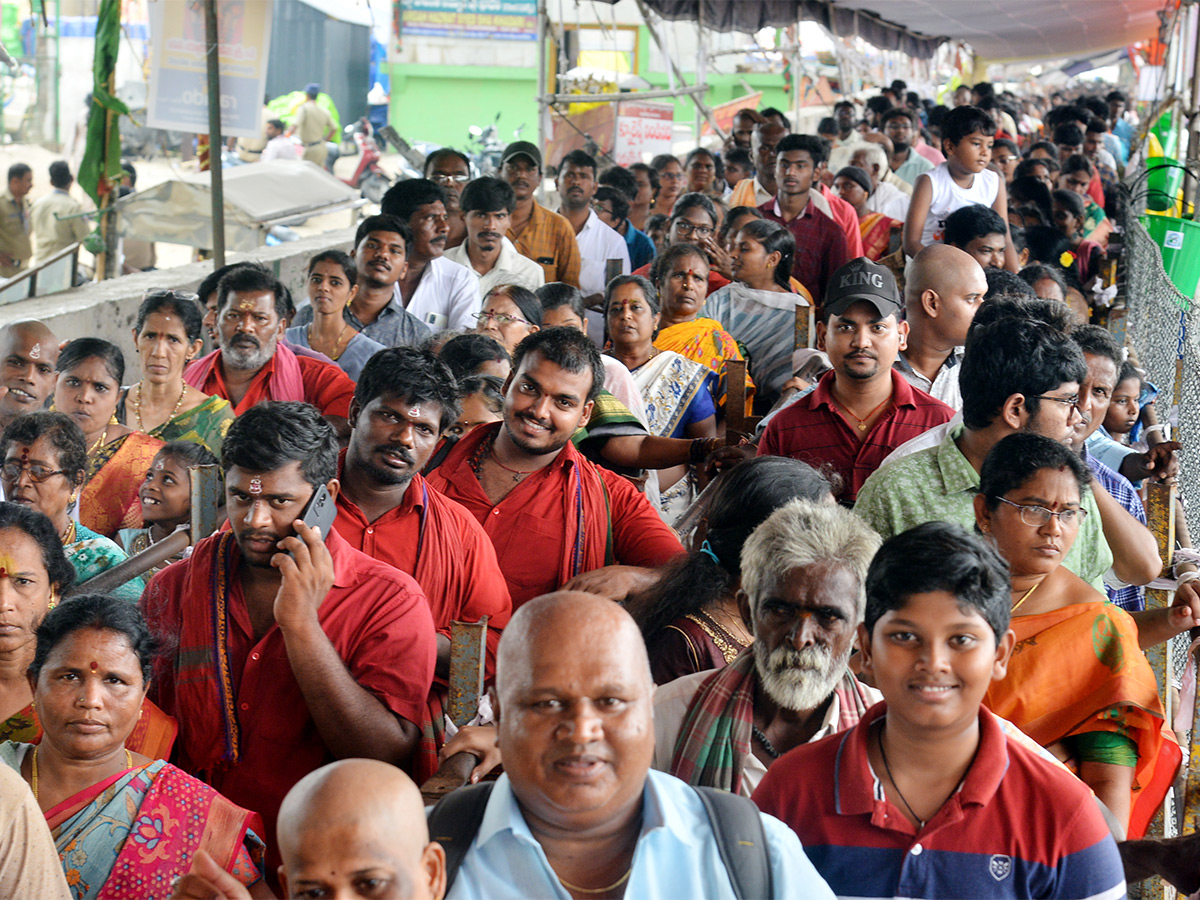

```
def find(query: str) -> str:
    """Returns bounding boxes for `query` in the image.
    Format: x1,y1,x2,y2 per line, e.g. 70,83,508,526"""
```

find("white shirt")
444,236,545,299
867,179,910,221
259,134,300,163
392,254,481,333
570,208,630,298
893,347,963,410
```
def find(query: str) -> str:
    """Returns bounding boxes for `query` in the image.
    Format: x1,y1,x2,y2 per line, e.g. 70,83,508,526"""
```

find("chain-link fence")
1121,209,1200,543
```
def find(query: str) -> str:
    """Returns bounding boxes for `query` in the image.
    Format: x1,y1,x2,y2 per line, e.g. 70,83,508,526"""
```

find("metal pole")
536,0,548,204
694,4,704,144
634,0,725,140
204,0,226,267
1185,2,1200,217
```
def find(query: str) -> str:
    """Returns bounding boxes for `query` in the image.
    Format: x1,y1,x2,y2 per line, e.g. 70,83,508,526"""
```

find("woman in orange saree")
975,434,1179,839
833,166,901,262
53,339,163,539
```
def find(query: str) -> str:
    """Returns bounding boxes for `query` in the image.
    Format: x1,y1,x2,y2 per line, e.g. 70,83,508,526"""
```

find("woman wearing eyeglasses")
649,154,685,219
0,412,145,603
975,433,1176,840
123,289,234,456
473,284,541,354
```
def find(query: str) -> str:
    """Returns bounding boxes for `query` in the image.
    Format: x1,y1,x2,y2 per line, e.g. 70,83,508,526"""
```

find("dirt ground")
0,141,396,273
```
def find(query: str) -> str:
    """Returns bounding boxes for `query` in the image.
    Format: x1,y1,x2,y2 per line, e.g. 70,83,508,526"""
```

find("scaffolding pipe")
633,0,725,140
536,0,549,202
541,83,709,105
204,0,226,267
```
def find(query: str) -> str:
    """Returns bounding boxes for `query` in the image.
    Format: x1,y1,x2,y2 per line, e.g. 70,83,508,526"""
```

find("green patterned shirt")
855,424,1112,592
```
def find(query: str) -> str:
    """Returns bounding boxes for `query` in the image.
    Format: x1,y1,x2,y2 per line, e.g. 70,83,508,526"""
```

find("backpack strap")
427,781,495,894
694,786,773,900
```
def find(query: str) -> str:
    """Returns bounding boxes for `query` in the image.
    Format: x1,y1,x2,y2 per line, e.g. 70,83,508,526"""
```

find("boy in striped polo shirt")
753,522,1125,900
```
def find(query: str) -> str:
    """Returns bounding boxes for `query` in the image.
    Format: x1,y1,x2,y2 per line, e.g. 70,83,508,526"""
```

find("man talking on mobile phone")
141,401,437,890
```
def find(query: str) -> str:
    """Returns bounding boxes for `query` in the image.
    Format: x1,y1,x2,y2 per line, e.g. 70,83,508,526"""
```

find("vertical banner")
146,0,273,139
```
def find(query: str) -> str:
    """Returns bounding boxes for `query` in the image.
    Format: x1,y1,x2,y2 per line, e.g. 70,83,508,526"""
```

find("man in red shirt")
758,257,955,502
184,265,355,434
141,402,436,877
426,327,683,607
759,134,851,305
335,346,511,682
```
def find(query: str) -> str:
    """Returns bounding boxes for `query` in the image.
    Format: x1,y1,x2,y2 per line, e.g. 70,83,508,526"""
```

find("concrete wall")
0,227,356,369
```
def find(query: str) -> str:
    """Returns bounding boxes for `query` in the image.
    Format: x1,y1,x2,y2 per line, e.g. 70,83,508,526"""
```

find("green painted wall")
386,33,794,152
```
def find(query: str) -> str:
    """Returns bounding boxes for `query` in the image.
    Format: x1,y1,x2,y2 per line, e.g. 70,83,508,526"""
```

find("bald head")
496,591,655,833
277,759,445,900
0,320,59,423
497,591,651,695
904,245,988,346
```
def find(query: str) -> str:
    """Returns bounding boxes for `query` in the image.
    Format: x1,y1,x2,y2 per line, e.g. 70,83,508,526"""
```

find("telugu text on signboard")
400,0,537,42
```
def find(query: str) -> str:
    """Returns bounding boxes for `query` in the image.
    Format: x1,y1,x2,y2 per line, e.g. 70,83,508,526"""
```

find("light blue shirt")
1086,429,1139,486
446,770,835,900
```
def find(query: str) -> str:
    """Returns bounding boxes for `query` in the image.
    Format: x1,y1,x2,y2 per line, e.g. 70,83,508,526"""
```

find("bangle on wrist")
690,437,718,464
1141,423,1166,438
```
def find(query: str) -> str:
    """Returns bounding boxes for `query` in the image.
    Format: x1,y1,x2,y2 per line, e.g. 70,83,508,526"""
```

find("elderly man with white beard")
652,499,882,797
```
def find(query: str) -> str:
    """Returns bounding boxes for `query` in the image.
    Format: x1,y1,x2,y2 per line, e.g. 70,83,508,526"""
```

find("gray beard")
221,337,275,371
754,640,850,713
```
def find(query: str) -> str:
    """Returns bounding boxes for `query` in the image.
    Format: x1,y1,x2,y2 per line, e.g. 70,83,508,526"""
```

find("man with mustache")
142,402,437,883
654,499,882,796
424,147,472,249
0,320,58,430
184,265,357,434
379,180,480,333
555,149,629,305
436,590,835,899
426,327,683,609
758,257,954,504
501,141,581,288
445,176,545,298
292,215,432,349
334,347,511,695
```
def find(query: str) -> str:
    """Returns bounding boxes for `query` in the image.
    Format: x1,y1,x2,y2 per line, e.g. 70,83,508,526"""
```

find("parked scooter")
340,117,391,203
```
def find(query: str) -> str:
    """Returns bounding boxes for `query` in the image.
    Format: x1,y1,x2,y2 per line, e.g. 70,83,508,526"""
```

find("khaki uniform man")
0,165,34,279
287,83,335,168
31,162,90,265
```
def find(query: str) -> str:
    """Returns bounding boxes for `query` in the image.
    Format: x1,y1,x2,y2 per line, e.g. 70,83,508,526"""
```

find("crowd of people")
0,76,1194,900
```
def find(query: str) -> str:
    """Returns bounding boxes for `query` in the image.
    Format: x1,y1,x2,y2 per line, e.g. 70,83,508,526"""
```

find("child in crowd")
943,204,1009,271
905,106,1016,271
752,521,1125,899
120,440,220,575
1104,361,1150,446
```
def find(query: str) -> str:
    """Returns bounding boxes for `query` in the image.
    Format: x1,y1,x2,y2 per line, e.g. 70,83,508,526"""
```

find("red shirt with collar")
197,351,355,417
333,462,512,679
759,197,850,306
757,369,954,502
426,422,684,608
752,702,1124,900
142,528,436,866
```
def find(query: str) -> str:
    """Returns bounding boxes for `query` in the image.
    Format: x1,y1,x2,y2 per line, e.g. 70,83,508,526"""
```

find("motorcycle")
466,114,524,176
340,117,392,204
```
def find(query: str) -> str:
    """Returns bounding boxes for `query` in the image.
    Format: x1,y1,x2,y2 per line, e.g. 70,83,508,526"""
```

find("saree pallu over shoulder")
79,432,166,539
654,318,752,413
631,350,714,438
150,395,234,456
983,600,1180,839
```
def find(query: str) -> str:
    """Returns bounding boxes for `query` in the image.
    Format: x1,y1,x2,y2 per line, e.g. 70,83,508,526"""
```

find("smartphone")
290,484,336,557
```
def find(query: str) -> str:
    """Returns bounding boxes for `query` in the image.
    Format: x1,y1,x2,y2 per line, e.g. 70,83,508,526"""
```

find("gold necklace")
86,426,109,457
556,867,633,895
830,394,893,432
60,519,76,545
1012,580,1040,614
133,381,187,432
308,323,351,360
32,746,134,800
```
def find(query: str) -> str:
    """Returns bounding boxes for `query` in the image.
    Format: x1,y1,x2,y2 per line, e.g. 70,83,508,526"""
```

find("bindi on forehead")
29,343,40,360
248,477,262,495
90,661,99,671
